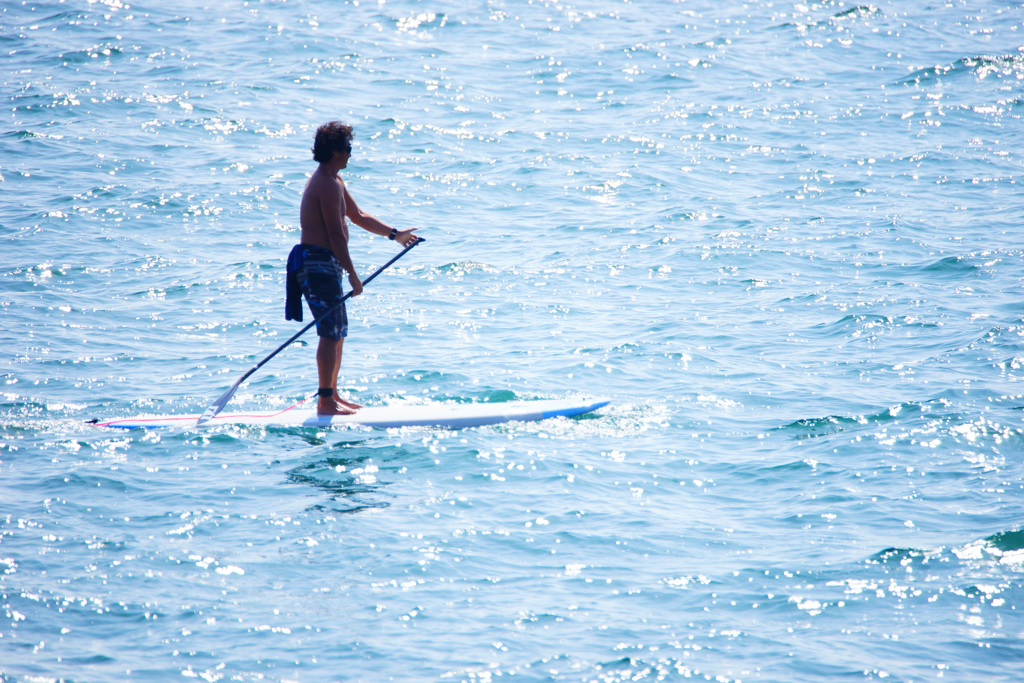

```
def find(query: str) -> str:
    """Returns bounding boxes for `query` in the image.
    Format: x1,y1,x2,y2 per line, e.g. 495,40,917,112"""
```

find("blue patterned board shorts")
296,244,348,340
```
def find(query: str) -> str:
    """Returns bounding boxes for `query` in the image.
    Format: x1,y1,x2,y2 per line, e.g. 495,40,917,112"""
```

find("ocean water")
2,0,1023,680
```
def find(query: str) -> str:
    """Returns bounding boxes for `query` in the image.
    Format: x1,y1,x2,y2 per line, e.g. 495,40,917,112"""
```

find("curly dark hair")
311,121,353,163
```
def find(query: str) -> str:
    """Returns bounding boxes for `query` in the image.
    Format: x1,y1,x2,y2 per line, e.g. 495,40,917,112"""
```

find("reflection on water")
287,447,394,514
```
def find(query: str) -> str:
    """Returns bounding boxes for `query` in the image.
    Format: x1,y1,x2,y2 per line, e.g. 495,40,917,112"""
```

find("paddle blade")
196,374,247,425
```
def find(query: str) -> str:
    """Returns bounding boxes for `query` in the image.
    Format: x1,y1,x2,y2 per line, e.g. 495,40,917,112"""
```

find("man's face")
335,142,352,167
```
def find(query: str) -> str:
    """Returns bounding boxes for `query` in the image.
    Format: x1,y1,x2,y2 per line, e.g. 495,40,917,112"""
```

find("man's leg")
315,337,354,415
330,339,362,410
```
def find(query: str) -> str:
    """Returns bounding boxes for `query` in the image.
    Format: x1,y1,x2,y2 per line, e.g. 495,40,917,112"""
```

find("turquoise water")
2,0,1023,680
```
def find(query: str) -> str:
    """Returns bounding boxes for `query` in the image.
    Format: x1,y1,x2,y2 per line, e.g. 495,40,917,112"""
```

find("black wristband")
388,228,397,241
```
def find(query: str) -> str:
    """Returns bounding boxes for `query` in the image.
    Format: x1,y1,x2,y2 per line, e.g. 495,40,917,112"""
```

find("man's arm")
343,184,419,247
319,180,363,296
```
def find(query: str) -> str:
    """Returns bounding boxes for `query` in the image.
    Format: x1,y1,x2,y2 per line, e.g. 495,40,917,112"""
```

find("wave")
58,44,126,64
899,53,1024,85
432,261,501,276
813,313,896,332
868,546,925,564
774,4,882,31
803,313,943,348
781,413,868,439
776,395,984,441
832,5,881,20
986,529,1024,553
868,527,1024,567
918,254,981,276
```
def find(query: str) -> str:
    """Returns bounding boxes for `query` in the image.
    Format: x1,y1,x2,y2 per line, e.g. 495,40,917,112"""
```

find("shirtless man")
292,121,418,415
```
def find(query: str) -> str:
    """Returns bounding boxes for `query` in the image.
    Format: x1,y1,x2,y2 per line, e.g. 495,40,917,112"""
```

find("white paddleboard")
92,398,610,430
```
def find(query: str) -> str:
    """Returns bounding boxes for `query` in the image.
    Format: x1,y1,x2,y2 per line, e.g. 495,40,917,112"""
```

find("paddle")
196,237,425,425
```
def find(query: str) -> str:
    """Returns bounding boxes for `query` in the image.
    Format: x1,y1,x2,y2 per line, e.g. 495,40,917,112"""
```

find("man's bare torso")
299,166,347,255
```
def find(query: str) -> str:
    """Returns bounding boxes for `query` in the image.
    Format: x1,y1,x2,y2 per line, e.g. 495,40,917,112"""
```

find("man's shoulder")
305,168,342,196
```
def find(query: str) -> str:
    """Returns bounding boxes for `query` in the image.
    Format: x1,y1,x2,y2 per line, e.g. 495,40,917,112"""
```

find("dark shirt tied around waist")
285,244,304,322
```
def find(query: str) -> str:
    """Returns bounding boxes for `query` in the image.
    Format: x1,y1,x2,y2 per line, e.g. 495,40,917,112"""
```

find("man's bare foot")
317,398,357,416
334,393,362,410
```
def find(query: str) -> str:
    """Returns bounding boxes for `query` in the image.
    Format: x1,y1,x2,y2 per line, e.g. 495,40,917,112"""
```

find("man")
288,121,418,415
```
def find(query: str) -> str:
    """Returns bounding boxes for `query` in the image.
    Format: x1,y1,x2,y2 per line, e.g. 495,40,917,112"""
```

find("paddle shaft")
197,237,424,424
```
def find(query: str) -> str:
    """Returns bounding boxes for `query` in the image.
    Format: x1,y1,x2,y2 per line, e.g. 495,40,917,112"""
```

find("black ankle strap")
317,387,333,398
